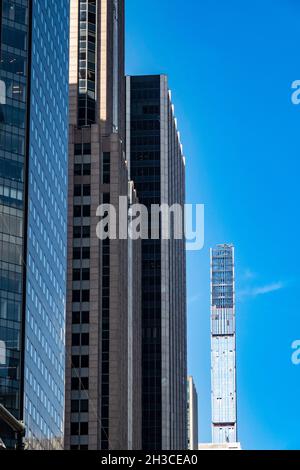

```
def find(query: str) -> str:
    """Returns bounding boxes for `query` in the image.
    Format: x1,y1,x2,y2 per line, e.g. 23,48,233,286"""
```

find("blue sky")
126,0,300,450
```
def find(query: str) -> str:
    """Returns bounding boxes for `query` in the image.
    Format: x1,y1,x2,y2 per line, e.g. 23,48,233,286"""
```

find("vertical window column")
78,0,97,127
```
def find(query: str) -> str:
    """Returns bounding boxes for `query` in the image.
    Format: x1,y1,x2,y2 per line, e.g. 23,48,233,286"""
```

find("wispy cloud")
238,281,286,300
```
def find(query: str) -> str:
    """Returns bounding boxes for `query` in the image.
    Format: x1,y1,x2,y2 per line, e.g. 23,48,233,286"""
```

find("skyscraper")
127,74,187,450
187,376,198,450
210,244,237,444
0,0,70,449
65,0,142,450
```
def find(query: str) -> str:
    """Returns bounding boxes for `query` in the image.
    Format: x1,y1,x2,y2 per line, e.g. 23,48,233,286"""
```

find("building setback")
0,0,69,449
65,0,141,450
127,75,187,450
187,376,198,450
210,244,237,444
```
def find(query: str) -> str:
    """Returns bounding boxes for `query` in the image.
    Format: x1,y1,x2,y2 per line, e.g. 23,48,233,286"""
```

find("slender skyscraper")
127,75,187,450
0,0,70,449
65,0,142,450
210,244,237,444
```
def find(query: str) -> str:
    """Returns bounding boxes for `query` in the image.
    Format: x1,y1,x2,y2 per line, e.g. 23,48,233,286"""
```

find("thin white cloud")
238,281,286,300
252,282,285,296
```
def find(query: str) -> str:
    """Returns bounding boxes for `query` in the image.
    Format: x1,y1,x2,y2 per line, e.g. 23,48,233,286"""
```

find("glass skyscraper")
0,0,69,449
127,74,187,450
210,244,237,444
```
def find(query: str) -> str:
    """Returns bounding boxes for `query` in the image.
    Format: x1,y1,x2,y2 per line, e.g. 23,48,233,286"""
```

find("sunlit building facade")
210,244,237,444
0,0,69,449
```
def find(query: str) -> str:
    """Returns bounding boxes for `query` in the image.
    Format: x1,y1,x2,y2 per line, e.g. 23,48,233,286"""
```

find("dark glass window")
81,333,89,346
102,152,110,184
0,158,23,182
74,164,82,175
82,226,90,238
3,2,27,24
80,423,88,435
83,163,91,175
72,334,80,346
83,143,91,154
2,26,26,50
71,423,79,435
72,311,81,324
82,205,90,217
80,400,89,412
71,378,80,390
81,290,90,302
74,163,91,176
81,311,90,324
81,356,89,368
82,269,90,281
72,356,80,368
82,247,90,259
74,206,82,217
72,290,81,302
83,185,91,196
81,378,89,390
73,248,81,259
71,400,79,412
73,269,81,281
74,144,82,155
74,185,81,196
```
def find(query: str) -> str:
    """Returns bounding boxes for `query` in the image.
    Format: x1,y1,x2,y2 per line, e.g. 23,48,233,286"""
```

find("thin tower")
210,244,237,444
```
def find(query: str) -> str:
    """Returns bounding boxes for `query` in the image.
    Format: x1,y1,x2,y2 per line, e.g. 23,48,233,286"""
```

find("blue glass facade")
0,0,69,449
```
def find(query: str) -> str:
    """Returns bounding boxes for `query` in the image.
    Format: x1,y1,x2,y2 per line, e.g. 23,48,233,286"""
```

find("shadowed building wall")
127,74,187,450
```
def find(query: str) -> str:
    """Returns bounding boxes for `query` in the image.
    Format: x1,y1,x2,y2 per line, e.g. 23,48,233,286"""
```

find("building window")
72,356,80,368
81,290,90,302
74,184,91,197
78,0,97,126
71,422,79,435
71,399,89,413
73,226,90,238
71,400,80,412
74,163,91,176
72,311,90,324
80,422,88,436
102,152,110,184
73,269,81,281
72,333,89,347
82,247,90,259
81,356,89,368
72,290,81,302
81,311,90,324
81,333,89,346
72,334,80,346
73,268,90,281
73,247,90,260
71,378,80,390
